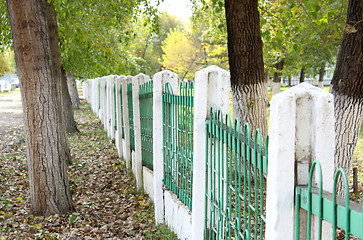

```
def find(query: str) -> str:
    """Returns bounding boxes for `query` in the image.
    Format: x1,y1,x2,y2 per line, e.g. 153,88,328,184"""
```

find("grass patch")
0,88,20,98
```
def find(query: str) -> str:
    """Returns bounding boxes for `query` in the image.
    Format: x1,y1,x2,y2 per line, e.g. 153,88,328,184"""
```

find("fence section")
295,161,363,240
127,82,135,150
163,82,194,210
83,71,362,240
205,107,268,239
139,81,154,170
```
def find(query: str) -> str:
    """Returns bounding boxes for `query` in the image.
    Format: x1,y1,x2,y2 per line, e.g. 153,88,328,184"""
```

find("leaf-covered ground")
0,101,178,239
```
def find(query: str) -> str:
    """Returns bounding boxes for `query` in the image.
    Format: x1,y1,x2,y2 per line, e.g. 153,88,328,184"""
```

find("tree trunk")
47,2,78,134
6,0,74,216
299,67,305,83
66,71,80,109
318,65,325,88
288,75,291,87
331,0,363,185
225,0,268,139
272,60,284,96
62,68,79,133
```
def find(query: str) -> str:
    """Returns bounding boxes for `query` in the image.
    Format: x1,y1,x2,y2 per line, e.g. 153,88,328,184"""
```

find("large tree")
224,0,268,138
6,0,74,215
331,0,363,179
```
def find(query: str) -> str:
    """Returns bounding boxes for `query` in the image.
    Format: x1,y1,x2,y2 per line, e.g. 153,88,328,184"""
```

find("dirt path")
0,91,23,136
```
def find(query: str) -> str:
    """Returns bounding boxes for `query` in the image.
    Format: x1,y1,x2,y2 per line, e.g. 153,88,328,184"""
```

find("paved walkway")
0,91,23,135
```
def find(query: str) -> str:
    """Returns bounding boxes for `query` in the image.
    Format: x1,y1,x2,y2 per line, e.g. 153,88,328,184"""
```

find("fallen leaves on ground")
0,101,177,239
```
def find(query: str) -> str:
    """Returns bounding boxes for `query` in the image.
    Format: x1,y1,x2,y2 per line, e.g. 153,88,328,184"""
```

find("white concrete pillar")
191,66,230,240
121,76,132,168
106,76,113,135
265,83,335,240
89,79,95,112
115,76,124,158
132,73,150,190
99,77,106,122
153,70,179,224
109,76,116,140
82,80,88,101
90,78,98,114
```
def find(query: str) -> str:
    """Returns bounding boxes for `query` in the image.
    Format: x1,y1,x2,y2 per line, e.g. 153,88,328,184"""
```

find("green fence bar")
127,82,135,150
114,82,117,131
162,81,194,210
295,160,363,240
120,84,124,138
204,106,268,240
139,81,153,170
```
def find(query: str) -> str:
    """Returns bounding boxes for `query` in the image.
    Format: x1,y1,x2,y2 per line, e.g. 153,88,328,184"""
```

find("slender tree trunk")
47,2,78,134
66,71,80,109
225,0,267,139
318,65,325,89
6,0,74,216
265,68,269,105
331,0,363,186
272,60,284,96
299,67,305,83
62,68,79,133
288,75,291,87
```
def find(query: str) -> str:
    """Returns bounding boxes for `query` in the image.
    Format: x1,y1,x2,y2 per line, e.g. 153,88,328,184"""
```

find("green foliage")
0,1,12,51
260,0,347,77
1,0,160,79
191,0,229,69
129,12,183,76
191,0,347,79
53,0,148,78
161,27,203,80
0,53,11,76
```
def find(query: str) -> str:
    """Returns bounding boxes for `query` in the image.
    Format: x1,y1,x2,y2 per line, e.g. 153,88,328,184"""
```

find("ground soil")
0,99,177,239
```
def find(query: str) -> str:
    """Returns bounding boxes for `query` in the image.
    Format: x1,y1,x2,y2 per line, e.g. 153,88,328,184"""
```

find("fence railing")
295,161,363,240
83,68,362,240
127,82,135,150
162,81,194,210
139,81,153,170
205,107,268,239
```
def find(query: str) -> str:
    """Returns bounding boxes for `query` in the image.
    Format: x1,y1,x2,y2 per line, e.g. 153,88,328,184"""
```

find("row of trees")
0,0,361,216
2,0,157,216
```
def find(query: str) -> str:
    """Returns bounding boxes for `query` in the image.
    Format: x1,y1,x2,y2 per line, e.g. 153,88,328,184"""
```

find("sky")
157,0,193,22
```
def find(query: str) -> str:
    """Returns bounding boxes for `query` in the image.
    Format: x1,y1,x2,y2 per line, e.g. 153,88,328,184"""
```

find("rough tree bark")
318,65,325,88
62,68,79,133
272,60,284,96
6,0,74,216
299,67,305,83
331,0,363,182
47,2,78,134
224,0,268,139
66,71,80,109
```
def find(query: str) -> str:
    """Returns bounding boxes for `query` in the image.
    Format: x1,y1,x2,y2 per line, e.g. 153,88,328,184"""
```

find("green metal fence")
98,82,100,110
163,81,194,210
140,81,153,170
205,107,269,239
295,160,363,240
127,82,135,150
104,82,107,111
